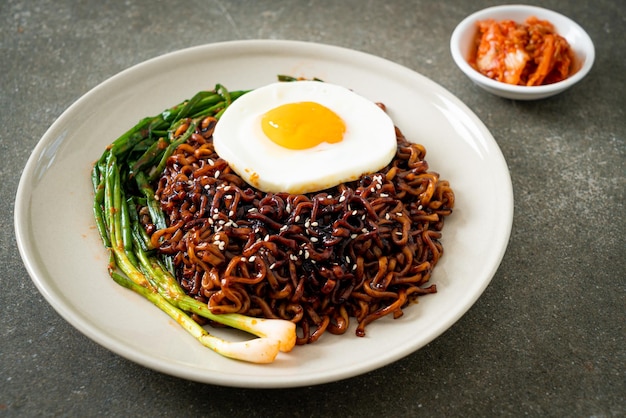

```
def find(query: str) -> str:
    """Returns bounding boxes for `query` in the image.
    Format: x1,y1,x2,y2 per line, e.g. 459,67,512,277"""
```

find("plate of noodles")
15,40,513,388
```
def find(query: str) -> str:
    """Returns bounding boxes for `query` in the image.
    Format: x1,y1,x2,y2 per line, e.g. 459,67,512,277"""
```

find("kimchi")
469,17,574,86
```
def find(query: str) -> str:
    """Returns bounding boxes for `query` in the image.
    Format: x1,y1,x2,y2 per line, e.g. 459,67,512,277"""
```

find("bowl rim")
450,4,595,95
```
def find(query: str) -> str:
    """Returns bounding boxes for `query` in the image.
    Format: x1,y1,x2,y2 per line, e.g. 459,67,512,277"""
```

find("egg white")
213,81,397,194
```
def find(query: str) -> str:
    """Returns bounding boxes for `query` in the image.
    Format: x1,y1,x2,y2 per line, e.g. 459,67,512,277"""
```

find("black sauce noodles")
149,115,455,345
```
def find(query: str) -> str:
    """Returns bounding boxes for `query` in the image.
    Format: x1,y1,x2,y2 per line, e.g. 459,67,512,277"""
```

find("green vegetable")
92,85,296,363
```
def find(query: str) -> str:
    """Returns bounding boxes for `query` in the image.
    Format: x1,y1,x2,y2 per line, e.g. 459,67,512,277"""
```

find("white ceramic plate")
15,40,513,388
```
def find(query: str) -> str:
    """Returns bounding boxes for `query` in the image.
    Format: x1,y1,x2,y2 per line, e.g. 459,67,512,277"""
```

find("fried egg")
213,81,397,194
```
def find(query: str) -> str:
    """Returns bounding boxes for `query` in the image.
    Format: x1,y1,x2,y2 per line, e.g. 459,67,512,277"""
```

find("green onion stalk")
91,85,296,363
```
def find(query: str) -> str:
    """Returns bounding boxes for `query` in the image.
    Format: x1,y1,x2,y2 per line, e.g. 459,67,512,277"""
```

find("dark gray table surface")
2,0,624,416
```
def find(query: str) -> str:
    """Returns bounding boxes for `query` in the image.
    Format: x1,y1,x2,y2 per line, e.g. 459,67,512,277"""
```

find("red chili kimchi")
469,17,574,86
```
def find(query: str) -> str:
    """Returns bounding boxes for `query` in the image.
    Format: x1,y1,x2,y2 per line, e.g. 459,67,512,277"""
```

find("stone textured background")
1,0,624,416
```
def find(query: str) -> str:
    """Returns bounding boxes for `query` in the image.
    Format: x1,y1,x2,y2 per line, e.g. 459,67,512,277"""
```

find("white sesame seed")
376,183,381,190
264,234,270,242
248,207,258,213
208,159,214,165
385,213,391,220
311,221,319,227
396,231,403,236
345,256,351,263
351,234,358,239
304,250,310,259
295,215,300,222
380,193,388,197
370,187,376,193
352,264,357,271
361,228,368,233
249,256,256,262
214,170,220,178
290,254,297,261
286,204,291,214
418,205,423,210
310,237,319,242
396,212,403,217
352,210,358,216
228,210,234,217
269,263,276,269
241,257,247,262
339,195,346,203
305,219,310,228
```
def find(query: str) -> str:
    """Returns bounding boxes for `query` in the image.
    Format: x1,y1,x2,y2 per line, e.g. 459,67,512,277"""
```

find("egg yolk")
261,102,346,150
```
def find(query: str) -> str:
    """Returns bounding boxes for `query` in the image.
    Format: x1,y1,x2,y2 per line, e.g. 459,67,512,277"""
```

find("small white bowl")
450,4,595,100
